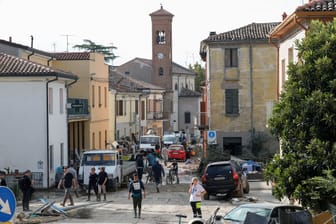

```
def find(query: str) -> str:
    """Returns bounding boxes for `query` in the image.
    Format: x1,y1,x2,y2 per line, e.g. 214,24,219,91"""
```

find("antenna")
61,34,73,52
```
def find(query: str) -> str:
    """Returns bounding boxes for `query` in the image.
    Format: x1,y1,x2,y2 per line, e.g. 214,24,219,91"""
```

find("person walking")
58,166,75,206
128,173,146,219
97,167,108,201
0,171,7,186
152,159,165,193
188,177,206,218
68,164,79,198
87,167,98,201
20,170,34,211
135,150,145,180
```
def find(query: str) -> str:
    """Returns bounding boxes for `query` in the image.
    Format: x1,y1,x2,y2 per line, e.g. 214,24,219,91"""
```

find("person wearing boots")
97,167,108,201
87,167,98,201
128,173,146,219
21,170,34,211
58,166,75,206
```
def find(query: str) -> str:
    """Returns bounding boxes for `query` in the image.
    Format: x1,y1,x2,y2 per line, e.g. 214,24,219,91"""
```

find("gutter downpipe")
249,40,254,149
28,35,35,60
46,76,58,189
270,38,280,100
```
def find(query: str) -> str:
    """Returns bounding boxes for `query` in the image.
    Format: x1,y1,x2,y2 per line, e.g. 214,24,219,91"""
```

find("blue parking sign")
0,186,16,222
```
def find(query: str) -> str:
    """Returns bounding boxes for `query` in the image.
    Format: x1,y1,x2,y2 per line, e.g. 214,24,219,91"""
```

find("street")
14,162,279,224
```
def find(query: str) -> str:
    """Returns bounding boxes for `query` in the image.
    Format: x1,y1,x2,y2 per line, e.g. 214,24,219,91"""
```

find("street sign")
0,186,16,222
207,130,217,144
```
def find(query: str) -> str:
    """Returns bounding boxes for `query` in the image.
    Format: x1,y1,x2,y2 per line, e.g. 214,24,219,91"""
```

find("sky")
0,0,306,67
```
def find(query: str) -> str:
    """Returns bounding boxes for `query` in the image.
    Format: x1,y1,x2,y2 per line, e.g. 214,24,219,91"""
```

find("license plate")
214,177,225,180
173,152,179,154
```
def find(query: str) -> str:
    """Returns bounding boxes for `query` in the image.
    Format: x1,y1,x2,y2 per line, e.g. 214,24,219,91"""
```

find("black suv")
201,160,249,199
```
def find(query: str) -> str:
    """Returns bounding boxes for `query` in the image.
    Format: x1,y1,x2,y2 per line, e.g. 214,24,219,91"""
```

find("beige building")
200,23,279,157
52,52,110,157
109,69,165,142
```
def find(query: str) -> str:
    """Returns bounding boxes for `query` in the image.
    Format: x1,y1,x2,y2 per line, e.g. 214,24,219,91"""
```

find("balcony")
67,98,90,121
147,111,169,120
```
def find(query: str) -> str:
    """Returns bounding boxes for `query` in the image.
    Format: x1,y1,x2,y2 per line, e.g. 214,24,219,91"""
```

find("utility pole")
61,34,73,52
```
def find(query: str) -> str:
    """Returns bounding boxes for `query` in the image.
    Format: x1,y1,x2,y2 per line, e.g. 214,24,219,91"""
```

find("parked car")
167,144,186,161
222,202,312,224
201,160,249,199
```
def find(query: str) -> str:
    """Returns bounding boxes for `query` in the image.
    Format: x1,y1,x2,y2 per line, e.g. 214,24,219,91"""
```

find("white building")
0,52,77,188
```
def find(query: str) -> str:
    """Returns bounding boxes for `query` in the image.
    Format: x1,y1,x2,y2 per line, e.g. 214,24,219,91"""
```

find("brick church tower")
150,5,174,132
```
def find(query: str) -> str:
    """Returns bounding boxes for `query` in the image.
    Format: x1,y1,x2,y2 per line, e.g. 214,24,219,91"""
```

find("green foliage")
73,39,118,64
265,19,336,211
189,62,205,92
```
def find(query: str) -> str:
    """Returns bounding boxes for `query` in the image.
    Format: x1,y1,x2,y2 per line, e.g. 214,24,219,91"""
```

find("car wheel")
243,181,250,194
235,181,244,197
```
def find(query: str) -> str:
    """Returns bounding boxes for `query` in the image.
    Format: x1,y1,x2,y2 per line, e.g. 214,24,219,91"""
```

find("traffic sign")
0,186,16,222
207,130,217,144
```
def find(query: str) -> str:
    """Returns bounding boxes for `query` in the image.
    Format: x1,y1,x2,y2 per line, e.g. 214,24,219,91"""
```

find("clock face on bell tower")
150,5,174,90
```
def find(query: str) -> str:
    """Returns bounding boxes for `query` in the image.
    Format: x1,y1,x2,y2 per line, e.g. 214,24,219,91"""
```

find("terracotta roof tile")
296,0,336,12
204,22,280,42
52,52,91,60
0,52,77,79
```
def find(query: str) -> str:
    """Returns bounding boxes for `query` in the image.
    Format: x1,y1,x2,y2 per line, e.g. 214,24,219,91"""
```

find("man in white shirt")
188,177,206,218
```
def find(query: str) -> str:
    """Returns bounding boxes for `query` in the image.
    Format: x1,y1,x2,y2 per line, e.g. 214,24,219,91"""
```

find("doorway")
223,137,242,156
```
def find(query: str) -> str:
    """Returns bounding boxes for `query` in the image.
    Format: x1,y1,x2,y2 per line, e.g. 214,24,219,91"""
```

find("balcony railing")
146,111,169,120
67,98,89,119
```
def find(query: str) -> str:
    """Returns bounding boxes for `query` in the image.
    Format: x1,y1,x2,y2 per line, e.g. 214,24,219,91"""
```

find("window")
59,88,64,114
225,48,238,67
116,100,124,116
60,143,64,166
98,86,102,107
135,100,139,114
225,89,239,114
159,67,164,76
49,145,54,171
92,85,95,108
184,112,191,124
48,87,53,114
288,47,294,63
175,83,178,90
104,87,107,108
141,100,145,120
99,131,102,148
92,132,96,149
156,30,166,44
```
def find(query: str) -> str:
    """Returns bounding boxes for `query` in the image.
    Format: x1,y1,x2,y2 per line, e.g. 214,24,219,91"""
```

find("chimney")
282,12,287,21
209,31,216,36
9,36,12,42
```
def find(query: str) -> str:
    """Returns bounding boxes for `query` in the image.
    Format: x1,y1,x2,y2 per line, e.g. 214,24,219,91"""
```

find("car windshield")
206,164,232,177
81,153,116,166
168,145,183,151
224,206,272,222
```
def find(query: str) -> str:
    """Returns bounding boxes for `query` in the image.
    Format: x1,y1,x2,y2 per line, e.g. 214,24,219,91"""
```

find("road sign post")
0,186,16,223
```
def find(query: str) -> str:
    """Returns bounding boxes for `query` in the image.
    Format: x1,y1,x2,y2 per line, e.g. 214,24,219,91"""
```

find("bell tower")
150,5,174,133
150,5,174,89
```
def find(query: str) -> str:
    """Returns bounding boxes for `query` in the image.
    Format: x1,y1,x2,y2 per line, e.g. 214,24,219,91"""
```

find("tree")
73,39,118,65
264,19,336,212
189,62,205,92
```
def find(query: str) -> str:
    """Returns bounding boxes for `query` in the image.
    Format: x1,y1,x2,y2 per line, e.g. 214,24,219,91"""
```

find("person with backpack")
135,150,144,180
128,173,146,218
20,170,34,211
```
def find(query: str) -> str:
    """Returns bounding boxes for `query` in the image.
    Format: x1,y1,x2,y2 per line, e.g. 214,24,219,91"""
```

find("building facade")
200,23,280,156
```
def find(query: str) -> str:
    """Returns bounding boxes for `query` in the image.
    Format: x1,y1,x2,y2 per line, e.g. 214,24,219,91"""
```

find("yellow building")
52,52,110,160
200,23,279,157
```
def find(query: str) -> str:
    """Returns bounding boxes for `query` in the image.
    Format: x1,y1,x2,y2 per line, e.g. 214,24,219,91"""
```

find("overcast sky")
0,0,306,67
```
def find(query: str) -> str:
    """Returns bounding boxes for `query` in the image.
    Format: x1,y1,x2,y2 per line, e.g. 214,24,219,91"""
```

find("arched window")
159,67,164,76
156,30,166,44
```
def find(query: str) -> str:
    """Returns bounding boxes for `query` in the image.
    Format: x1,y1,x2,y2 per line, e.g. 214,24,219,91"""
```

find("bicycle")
166,168,179,184
176,214,187,224
145,166,154,184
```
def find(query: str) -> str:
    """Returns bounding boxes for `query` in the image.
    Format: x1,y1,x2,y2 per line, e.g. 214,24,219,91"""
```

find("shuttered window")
185,112,191,124
225,48,238,67
225,89,239,114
